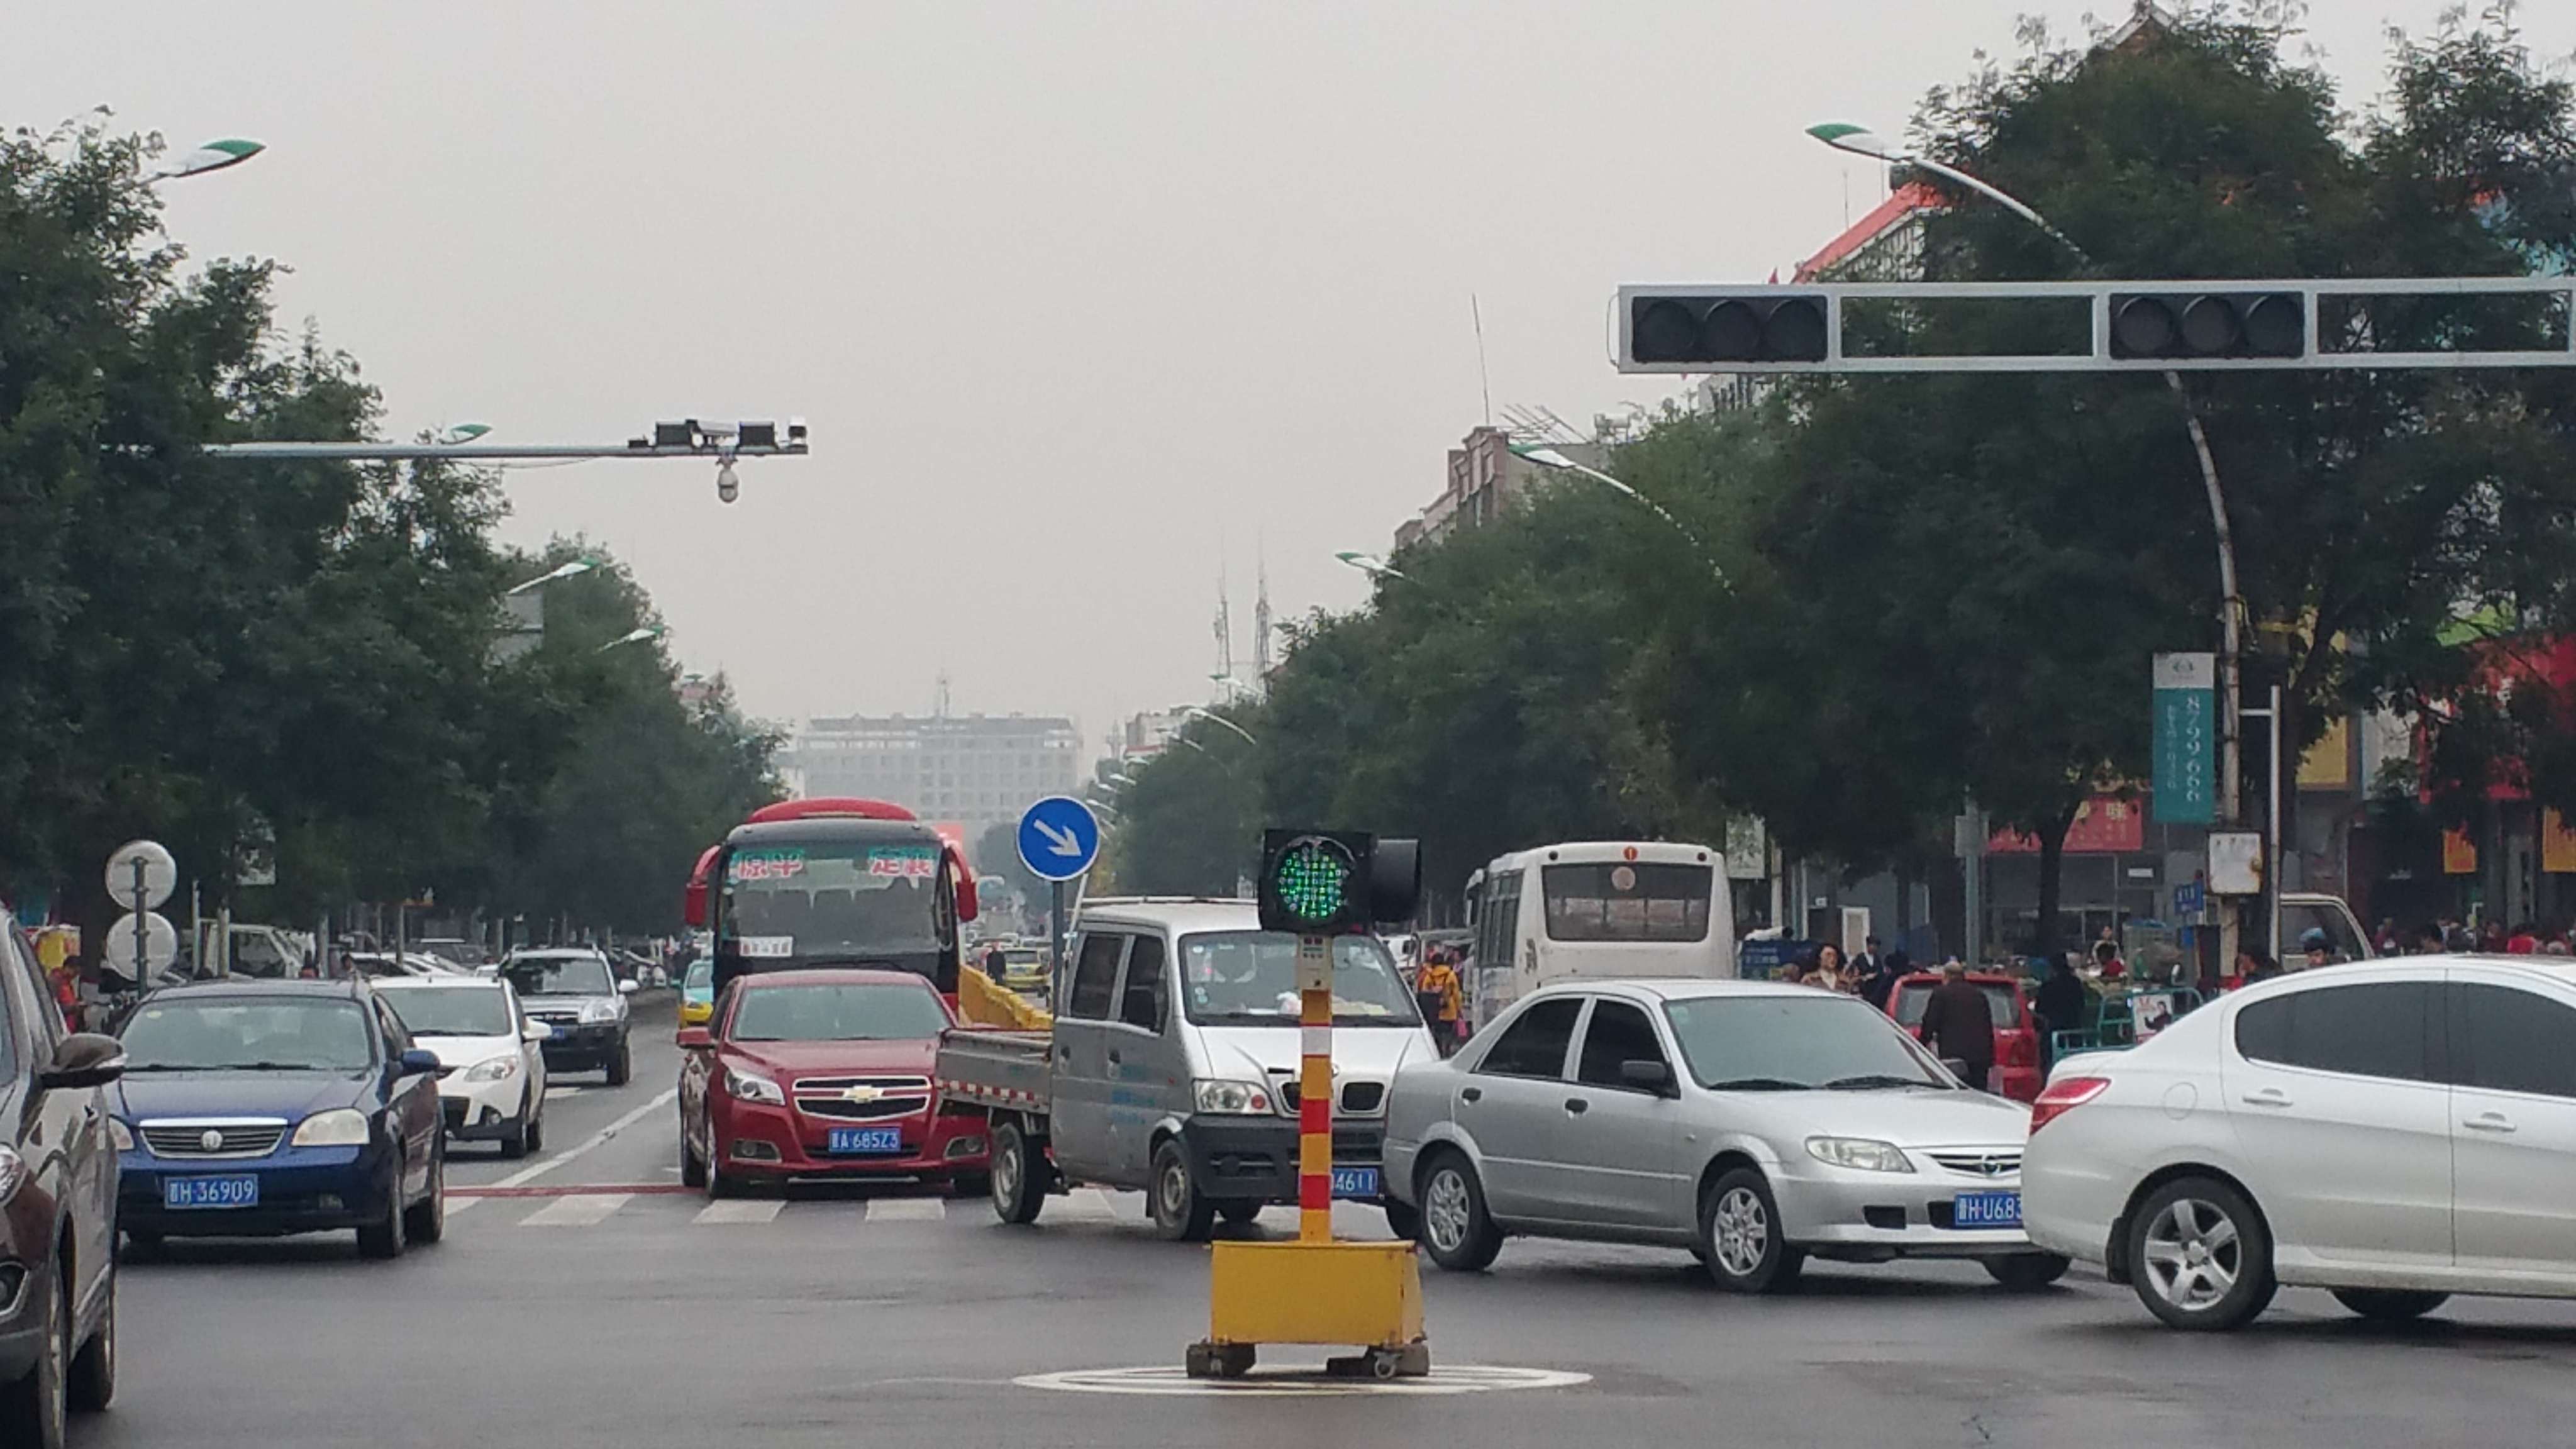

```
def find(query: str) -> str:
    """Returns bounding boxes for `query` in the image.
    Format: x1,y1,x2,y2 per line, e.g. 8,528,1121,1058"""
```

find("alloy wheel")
1713,1186,1769,1277
2140,1197,2241,1311
1424,1168,1472,1253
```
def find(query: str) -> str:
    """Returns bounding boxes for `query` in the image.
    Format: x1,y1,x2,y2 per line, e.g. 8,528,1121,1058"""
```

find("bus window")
1540,862,1713,943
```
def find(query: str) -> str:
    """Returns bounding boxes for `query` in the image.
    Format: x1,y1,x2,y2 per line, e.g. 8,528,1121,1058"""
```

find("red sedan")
678,969,990,1196
1883,971,2044,1102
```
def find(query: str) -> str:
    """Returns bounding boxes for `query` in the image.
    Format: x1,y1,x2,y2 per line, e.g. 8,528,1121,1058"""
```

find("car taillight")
1999,1033,2036,1068
2028,1076,2110,1134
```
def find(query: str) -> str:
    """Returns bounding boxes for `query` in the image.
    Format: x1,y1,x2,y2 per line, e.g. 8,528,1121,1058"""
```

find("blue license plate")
827,1126,904,1156
164,1175,260,1210
1952,1189,2021,1228
1330,1166,1380,1199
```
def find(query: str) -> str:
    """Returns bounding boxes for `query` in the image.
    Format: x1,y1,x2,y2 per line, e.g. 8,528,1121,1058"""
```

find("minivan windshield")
1179,932,1420,1027
119,997,375,1072
1663,993,1949,1091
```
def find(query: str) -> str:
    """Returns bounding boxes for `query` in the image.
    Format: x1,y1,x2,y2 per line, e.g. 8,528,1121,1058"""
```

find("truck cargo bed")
934,1027,1054,1111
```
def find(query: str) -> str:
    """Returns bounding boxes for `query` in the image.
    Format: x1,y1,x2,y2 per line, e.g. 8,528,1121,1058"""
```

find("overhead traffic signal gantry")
2109,291,2305,360
1628,291,1831,365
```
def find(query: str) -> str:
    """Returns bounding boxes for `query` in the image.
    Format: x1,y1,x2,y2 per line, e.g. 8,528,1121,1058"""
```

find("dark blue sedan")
108,979,447,1257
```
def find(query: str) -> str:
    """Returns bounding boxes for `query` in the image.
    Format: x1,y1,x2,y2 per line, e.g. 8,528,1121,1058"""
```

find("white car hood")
1192,1023,1431,1082
1726,1085,2032,1146
414,1033,521,1071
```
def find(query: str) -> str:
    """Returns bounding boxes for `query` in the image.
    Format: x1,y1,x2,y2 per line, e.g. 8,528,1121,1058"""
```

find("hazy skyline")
13,1,2570,748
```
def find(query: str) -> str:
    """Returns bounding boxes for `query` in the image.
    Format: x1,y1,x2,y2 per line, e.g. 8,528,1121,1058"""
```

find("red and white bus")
684,798,980,1003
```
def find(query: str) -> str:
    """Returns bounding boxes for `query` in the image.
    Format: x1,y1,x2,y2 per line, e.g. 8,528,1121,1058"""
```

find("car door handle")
2239,1088,2292,1108
1563,1097,1588,1115
1106,1050,1123,1066
1057,1045,1073,1063
1458,1087,1481,1104
2463,1113,2518,1134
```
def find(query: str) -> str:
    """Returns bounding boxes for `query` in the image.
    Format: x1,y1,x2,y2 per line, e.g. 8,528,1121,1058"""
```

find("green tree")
1109,714,1262,897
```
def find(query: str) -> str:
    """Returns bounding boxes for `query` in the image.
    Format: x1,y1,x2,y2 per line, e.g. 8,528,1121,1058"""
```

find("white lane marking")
521,1193,630,1227
865,1197,946,1222
490,1085,679,1189
445,1196,479,1216
1050,1187,1120,1223
692,1199,782,1225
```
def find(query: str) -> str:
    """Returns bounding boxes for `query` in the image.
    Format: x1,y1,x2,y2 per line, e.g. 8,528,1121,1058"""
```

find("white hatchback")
2023,955,2576,1330
374,976,553,1158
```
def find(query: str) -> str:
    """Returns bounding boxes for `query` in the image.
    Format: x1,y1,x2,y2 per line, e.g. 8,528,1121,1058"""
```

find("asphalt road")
84,996,2576,1449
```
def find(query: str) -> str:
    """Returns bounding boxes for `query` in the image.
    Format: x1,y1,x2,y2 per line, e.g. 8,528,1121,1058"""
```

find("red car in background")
678,969,991,1197
1883,972,2043,1102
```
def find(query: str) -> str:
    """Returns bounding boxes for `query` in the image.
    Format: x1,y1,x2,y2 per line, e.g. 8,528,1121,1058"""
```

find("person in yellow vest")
1413,949,1465,1057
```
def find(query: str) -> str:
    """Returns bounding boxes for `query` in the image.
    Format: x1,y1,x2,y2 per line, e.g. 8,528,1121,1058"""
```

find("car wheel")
1984,1252,2072,1291
679,1120,708,1189
605,1038,633,1087
405,1139,447,1245
357,1170,409,1260
1216,1200,1265,1228
1379,1197,1421,1242
2333,1289,2449,1323
1148,1138,1216,1242
0,1258,68,1449
66,1267,113,1413
119,1231,162,1262
705,1148,741,1200
499,1106,530,1160
1700,1168,1804,1294
989,1120,1046,1225
2126,1176,2275,1331
524,1106,544,1155
1416,1152,1502,1272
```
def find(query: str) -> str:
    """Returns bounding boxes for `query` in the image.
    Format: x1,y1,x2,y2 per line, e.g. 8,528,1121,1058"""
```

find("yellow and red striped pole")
1297,934,1334,1243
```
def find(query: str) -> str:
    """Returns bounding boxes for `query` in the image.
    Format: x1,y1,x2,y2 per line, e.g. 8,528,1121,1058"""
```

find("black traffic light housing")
1629,292,1830,365
1256,828,1422,935
2110,291,2304,360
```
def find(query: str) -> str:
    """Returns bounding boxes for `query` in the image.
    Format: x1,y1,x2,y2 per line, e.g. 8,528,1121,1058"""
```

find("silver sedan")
1382,978,2061,1291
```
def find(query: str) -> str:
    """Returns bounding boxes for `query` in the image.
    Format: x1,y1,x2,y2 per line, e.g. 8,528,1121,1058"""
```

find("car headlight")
580,999,621,1024
109,1119,136,1152
0,1145,25,1202
1193,1079,1272,1114
291,1108,373,1147
725,1068,785,1106
1805,1136,1915,1173
464,1055,521,1082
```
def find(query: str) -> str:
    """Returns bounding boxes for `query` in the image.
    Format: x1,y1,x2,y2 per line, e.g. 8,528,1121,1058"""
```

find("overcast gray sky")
13,1,2571,750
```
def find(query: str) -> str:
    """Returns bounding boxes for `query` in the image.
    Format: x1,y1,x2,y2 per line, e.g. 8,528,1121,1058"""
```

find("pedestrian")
1916,960,1996,1091
1413,949,1464,1057
2480,920,2509,953
2373,917,2401,956
1806,942,1848,992
1850,935,1880,983
2299,930,2333,971
982,942,1008,980
2033,952,2088,1065
2090,938,2126,981
1859,948,1906,1011
2507,921,2540,955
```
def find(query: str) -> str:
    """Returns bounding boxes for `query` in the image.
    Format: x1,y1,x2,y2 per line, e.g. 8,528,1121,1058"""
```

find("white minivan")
1463,841,1734,1031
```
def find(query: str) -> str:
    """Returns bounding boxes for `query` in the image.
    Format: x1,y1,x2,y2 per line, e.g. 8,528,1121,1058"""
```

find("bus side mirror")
684,877,708,929
948,843,980,922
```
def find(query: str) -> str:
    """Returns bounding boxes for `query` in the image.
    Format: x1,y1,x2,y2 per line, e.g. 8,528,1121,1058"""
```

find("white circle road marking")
1015,1365,1591,1397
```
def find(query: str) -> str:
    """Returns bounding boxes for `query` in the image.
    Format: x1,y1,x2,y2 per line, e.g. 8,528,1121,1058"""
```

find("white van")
1463,841,1734,1028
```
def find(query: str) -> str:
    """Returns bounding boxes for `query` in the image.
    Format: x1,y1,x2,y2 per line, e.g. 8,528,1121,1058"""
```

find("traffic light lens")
1272,841,1351,924
1700,300,1761,361
2243,294,2302,356
2112,297,2177,357
1633,299,1701,364
2180,296,2243,355
1762,297,1828,361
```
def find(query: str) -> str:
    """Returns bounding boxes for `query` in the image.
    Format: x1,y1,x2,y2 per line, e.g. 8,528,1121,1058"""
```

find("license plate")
164,1175,260,1210
1330,1166,1380,1199
827,1126,904,1156
1952,1189,2021,1228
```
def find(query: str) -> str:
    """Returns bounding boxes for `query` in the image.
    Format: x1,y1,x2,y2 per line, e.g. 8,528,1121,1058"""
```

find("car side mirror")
40,1033,126,1091
1619,1058,1674,1094
675,1026,713,1050
618,979,640,996
523,1020,554,1043
397,1048,441,1077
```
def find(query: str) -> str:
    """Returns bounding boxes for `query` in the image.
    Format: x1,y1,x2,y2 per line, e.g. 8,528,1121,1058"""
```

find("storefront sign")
2151,653,2216,825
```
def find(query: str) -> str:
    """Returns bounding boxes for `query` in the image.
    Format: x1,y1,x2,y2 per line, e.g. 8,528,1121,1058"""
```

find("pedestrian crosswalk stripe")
692,1199,782,1224
521,1193,630,1226
864,1197,945,1222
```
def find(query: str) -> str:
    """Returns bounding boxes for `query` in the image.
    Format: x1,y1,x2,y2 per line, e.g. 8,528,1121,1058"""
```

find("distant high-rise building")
782,712,1082,840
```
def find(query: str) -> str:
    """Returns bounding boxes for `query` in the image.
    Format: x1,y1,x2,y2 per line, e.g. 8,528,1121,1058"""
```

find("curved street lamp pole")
1809,121,2257,967
1506,442,1729,588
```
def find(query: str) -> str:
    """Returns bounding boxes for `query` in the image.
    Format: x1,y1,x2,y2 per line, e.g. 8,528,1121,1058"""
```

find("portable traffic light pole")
1189,830,1427,1381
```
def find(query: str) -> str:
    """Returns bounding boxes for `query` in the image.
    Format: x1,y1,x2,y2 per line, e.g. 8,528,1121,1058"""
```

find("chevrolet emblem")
840,1086,884,1104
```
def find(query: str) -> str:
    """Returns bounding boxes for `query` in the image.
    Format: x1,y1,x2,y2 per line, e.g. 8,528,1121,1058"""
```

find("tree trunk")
2031,800,2084,969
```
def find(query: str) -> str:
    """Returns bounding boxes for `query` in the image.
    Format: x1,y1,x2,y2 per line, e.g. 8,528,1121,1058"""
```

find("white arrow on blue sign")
1016,796,1102,882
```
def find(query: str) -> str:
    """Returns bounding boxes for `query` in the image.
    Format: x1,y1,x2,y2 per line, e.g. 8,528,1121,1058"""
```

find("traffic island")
1190,1238,1429,1380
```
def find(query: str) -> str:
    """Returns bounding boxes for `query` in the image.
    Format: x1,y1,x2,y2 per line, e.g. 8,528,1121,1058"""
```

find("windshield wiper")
1823,1074,1943,1091
1705,1076,1809,1092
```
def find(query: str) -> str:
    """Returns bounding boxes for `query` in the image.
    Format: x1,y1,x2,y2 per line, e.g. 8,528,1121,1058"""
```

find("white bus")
1460,840,1734,1029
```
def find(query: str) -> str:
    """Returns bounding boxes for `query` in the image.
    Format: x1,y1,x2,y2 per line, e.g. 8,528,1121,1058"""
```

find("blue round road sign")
1016,796,1101,882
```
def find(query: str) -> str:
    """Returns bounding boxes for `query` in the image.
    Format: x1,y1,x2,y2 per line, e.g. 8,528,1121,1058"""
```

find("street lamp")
148,137,264,183
431,422,492,447
1806,118,2259,966
1184,706,1258,747
596,625,663,654
506,557,598,597
1505,441,1728,586
1335,550,1409,582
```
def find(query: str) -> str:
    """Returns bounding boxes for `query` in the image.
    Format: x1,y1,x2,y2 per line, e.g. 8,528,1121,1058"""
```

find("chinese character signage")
1987,796,2146,854
2152,653,2216,825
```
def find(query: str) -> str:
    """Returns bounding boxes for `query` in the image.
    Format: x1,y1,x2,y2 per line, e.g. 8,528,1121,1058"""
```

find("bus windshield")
720,840,945,957
1541,862,1713,943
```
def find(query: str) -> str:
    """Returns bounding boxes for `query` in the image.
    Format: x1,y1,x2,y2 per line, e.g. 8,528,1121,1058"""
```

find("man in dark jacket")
1859,948,1907,1011
2032,953,2088,1065
1917,960,1996,1092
